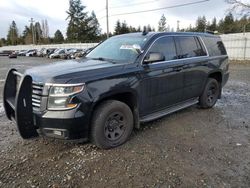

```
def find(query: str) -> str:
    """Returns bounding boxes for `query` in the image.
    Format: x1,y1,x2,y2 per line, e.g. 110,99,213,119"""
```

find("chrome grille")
32,83,44,111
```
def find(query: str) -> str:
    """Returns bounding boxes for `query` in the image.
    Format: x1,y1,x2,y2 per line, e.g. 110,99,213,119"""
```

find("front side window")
147,36,177,61
176,36,207,58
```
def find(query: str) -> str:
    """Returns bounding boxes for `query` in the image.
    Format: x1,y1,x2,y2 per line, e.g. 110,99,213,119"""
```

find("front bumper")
34,108,89,140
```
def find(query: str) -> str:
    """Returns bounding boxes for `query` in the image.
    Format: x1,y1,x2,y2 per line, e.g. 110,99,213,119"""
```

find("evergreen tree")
136,26,142,32
34,22,43,44
196,16,207,32
207,17,217,32
22,25,33,44
120,21,130,34
238,15,250,33
0,38,7,46
114,20,122,35
87,11,101,42
7,21,19,45
217,18,225,33
54,29,64,43
147,24,152,32
223,12,236,33
66,0,89,42
158,14,167,32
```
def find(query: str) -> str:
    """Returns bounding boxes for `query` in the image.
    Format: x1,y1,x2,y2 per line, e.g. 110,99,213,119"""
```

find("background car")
8,51,17,58
46,48,57,58
49,49,67,59
0,50,13,56
36,48,47,57
17,50,28,56
25,49,37,57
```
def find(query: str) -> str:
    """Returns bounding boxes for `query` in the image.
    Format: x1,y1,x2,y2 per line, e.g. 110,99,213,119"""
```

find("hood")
25,58,125,83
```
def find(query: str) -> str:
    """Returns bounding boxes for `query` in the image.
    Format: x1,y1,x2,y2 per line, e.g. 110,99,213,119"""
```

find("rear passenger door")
139,36,184,116
174,36,208,100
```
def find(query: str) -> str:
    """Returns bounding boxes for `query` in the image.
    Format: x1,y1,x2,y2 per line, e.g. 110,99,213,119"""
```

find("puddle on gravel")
215,80,250,125
216,80,250,108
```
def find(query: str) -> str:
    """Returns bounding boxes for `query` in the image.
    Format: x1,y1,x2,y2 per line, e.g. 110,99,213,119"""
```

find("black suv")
3,32,229,149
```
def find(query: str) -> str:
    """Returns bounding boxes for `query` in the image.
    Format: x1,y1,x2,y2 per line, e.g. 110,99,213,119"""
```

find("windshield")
86,35,149,63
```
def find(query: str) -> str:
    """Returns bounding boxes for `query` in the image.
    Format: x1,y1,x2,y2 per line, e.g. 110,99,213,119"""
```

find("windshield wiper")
91,57,117,64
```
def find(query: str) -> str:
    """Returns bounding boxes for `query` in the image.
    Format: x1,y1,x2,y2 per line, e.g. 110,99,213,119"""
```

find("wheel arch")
208,71,222,84
207,70,223,98
91,90,140,129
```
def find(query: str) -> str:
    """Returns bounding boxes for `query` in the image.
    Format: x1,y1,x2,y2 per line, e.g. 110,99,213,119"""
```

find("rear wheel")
199,78,220,108
91,100,134,149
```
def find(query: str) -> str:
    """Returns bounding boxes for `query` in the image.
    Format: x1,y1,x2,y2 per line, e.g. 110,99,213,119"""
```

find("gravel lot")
0,57,249,188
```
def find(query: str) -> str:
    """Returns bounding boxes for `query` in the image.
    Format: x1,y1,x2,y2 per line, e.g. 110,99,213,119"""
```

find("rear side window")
148,36,177,61
202,36,227,56
175,36,207,58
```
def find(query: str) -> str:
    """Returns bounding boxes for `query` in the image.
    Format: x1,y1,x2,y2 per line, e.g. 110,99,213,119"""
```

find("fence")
220,32,250,60
0,43,98,51
0,33,250,60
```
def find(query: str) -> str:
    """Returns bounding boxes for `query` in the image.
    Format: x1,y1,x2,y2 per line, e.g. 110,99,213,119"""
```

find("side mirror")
143,52,165,64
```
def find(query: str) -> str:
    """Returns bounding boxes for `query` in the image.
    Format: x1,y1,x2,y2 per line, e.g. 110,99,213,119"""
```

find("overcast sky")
0,0,232,38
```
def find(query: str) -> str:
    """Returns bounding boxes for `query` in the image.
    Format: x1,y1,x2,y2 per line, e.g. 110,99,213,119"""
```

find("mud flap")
3,69,39,139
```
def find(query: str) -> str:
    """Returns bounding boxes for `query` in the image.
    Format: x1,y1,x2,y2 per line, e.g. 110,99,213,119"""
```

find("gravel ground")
0,57,249,188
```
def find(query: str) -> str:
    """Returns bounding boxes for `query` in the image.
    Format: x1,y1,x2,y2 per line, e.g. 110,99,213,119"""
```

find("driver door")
139,36,184,117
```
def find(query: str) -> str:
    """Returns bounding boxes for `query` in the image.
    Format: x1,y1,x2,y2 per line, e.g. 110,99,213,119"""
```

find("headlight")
47,84,85,110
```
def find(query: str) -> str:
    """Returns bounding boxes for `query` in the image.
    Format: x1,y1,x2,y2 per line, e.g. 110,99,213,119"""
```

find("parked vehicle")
0,50,13,56
49,49,67,59
8,51,17,58
3,32,229,149
37,48,47,57
71,48,93,59
17,50,28,56
69,49,84,59
59,48,75,59
25,49,37,57
46,48,57,58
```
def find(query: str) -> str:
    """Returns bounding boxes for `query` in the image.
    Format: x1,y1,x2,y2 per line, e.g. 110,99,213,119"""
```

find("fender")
90,88,140,129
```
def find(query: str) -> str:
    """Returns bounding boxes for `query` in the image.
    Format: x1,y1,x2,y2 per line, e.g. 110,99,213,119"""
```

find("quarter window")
202,36,227,56
147,36,177,61
176,36,207,58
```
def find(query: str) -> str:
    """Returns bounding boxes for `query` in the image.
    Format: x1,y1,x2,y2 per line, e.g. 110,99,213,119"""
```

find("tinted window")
148,36,177,61
176,36,207,58
202,36,227,56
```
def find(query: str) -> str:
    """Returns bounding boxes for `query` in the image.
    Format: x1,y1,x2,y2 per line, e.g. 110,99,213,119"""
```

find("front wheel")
91,100,134,149
199,78,220,109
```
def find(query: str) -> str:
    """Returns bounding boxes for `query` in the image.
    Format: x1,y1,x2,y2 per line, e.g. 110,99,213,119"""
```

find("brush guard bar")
3,69,38,139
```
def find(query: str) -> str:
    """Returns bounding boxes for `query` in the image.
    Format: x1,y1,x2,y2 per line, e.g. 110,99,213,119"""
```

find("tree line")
0,0,249,47
184,13,250,34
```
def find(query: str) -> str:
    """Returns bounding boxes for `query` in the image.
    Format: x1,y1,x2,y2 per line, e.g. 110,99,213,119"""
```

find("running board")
140,98,198,123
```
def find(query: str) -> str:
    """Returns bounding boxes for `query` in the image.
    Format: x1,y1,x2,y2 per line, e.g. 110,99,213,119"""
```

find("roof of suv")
117,31,217,38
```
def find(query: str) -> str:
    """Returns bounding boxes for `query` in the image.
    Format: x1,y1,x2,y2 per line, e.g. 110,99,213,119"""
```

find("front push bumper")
3,69,89,141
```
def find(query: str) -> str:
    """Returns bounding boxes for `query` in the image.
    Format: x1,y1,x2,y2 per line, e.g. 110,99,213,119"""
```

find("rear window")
175,36,207,59
202,36,227,56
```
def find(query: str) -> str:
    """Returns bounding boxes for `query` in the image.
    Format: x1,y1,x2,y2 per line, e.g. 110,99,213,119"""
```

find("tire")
91,100,134,149
199,78,220,109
